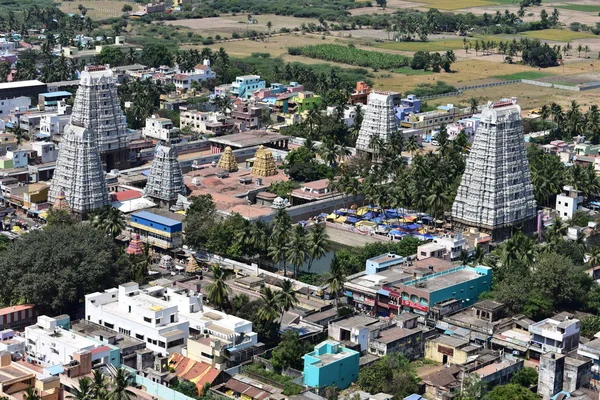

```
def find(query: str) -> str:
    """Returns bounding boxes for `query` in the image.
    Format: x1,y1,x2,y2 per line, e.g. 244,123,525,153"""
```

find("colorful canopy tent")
334,216,347,223
389,229,406,236
356,207,370,216
317,213,328,218
346,216,358,224
334,210,346,216
356,220,377,228
327,213,337,220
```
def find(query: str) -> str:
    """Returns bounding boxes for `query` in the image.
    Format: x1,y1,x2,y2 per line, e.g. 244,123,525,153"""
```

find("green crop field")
493,71,552,80
374,39,465,52
521,29,598,41
556,4,600,13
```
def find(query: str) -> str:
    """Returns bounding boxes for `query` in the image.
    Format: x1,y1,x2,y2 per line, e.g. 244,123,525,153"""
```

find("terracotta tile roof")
173,74,189,80
90,345,112,355
168,353,221,392
112,190,143,202
195,65,208,70
0,305,34,316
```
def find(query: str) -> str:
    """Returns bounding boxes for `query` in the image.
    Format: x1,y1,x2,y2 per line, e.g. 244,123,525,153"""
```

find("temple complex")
48,124,109,215
251,145,277,177
144,144,187,205
356,91,399,155
217,146,238,172
71,65,129,171
451,98,537,241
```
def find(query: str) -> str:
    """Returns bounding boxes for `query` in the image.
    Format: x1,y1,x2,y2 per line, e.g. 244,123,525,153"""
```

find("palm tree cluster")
118,78,169,129
237,209,329,278
539,101,600,144
333,126,466,220
90,207,126,238
256,280,299,323
464,37,562,64
67,368,134,400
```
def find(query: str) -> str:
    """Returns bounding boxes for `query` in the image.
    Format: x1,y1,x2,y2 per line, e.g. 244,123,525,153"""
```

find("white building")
556,185,584,221
180,109,226,134
431,232,467,261
529,315,580,355
326,105,358,128
31,141,58,164
25,316,116,367
85,282,257,355
142,115,177,142
39,113,70,136
0,97,30,118
172,60,217,91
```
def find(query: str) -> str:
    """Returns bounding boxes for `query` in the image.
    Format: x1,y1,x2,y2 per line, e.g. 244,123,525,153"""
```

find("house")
328,315,388,352
230,101,265,130
349,81,371,105
429,232,467,261
85,282,257,356
556,185,584,221
420,364,462,400
219,374,283,400
0,305,36,331
295,91,322,113
179,109,233,136
365,253,405,275
529,314,580,357
37,92,72,111
0,80,47,102
303,340,360,390
6,149,28,168
231,75,266,100
30,141,58,164
167,353,224,392
142,115,177,142
143,2,166,13
0,134,17,156
38,113,71,136
62,37,136,65
290,179,335,205
0,96,30,117
128,211,183,250
401,104,475,137
0,352,61,400
367,314,424,360
443,300,516,339
25,315,119,367
425,335,479,365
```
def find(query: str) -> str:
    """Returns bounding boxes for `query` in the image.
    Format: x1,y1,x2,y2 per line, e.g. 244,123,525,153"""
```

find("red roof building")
0,304,36,330
168,353,223,392
111,190,143,202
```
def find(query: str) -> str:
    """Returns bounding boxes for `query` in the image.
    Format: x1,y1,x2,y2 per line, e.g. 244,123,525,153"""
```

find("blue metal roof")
40,91,72,98
46,364,64,375
377,289,390,296
132,211,181,227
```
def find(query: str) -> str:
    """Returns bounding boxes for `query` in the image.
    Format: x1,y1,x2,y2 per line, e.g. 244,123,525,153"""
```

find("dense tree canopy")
0,225,123,314
357,353,419,398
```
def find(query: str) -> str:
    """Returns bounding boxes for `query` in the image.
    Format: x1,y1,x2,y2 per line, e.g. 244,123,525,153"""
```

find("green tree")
96,46,125,67
277,279,298,316
325,256,346,309
108,368,134,400
287,225,308,278
270,330,309,370
581,315,600,339
90,206,126,238
204,265,233,310
484,384,537,400
46,208,75,226
306,223,328,272
357,353,418,398
0,62,10,83
67,377,93,400
0,225,122,314
257,286,281,322
22,387,41,400
122,4,132,12
185,194,217,251
91,369,109,400
171,379,198,398
510,367,538,387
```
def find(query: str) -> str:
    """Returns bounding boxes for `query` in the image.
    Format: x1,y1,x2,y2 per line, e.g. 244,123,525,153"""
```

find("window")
119,327,131,336
104,322,114,329
170,314,175,323
156,318,161,324
158,341,166,348
167,338,184,348
144,317,152,323
136,334,144,340
128,306,131,313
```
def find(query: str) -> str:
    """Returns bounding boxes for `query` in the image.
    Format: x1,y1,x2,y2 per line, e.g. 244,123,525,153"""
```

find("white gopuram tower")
451,98,537,241
144,144,187,205
355,91,399,155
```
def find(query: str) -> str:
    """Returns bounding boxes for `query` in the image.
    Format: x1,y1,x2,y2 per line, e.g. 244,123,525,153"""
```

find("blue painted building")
129,211,183,250
395,94,421,122
303,340,359,390
230,75,266,100
38,91,72,110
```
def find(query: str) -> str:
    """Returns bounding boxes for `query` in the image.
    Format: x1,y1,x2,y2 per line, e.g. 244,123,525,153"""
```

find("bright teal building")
303,340,359,390
230,75,266,99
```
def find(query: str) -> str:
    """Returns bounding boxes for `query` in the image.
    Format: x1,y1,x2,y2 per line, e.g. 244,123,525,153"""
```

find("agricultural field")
555,4,600,13
59,0,137,20
493,71,552,80
521,29,598,41
163,14,320,38
374,39,466,52
397,0,520,10
291,44,410,69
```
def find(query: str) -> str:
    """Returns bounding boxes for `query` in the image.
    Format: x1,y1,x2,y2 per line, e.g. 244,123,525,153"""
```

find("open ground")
164,15,320,39
59,0,137,20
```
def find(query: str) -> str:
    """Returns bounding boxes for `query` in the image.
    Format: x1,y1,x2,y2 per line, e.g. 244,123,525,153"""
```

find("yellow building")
425,336,477,365
23,183,49,211
0,352,60,400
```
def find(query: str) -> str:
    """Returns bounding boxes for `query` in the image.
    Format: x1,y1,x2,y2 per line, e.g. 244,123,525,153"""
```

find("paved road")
325,226,383,247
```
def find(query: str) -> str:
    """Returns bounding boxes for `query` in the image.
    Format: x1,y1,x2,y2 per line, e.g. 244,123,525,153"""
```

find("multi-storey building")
529,315,580,356
179,109,233,135
556,185,584,221
128,211,183,250
142,115,177,142
451,98,537,241
400,103,474,136
85,282,257,356
303,341,359,390
230,75,266,100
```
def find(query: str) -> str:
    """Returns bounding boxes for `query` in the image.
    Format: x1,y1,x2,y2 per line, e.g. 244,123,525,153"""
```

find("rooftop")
0,305,34,316
0,361,34,384
474,360,514,378
331,315,381,329
0,80,45,90
431,335,469,349
131,211,182,227
374,326,421,344
390,266,487,293
209,130,287,148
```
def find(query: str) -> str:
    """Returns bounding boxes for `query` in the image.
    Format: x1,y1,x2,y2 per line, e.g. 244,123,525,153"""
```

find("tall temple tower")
48,124,109,215
144,144,187,205
451,98,536,241
356,92,399,155
71,65,129,171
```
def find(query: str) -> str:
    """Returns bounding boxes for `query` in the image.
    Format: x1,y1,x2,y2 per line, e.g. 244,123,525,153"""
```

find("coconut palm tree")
91,369,109,400
108,368,134,400
68,377,93,400
587,247,600,267
23,387,41,400
277,279,298,316
266,21,273,38
405,135,419,156
257,286,281,322
306,223,328,272
91,207,126,238
324,256,346,309
204,265,233,310
287,225,308,278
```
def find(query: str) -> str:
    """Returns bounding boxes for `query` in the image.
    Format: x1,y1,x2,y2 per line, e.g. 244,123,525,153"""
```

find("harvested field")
164,14,320,37
59,0,137,20
522,29,598,41
374,39,466,52
538,72,600,85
